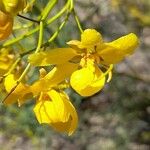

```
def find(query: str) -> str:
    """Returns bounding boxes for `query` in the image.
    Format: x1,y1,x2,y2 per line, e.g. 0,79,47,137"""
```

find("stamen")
99,64,113,80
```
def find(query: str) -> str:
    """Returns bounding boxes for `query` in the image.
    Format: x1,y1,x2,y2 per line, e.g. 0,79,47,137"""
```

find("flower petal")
81,29,103,46
31,62,78,95
34,90,70,124
67,40,85,51
98,33,139,64
4,74,16,92
50,91,78,135
28,48,77,66
3,74,32,105
3,83,32,105
70,64,105,97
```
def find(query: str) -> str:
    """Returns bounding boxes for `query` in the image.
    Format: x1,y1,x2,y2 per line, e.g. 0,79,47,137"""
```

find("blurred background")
0,0,150,149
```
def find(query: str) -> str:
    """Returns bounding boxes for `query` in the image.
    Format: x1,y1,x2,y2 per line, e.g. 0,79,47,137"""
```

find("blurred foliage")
0,0,150,149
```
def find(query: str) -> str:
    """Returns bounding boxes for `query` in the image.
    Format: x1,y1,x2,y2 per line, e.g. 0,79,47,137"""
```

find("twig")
17,14,40,24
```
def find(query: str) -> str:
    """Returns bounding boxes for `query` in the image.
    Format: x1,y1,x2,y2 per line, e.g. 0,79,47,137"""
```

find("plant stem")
17,14,40,24
41,0,58,20
73,9,83,33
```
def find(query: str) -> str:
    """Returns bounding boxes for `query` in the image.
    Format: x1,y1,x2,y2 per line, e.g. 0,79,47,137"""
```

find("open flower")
29,29,139,96
31,68,78,135
3,67,78,135
0,10,13,40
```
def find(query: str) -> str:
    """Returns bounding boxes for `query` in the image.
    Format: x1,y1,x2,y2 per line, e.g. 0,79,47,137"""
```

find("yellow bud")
81,29,103,46
0,0,27,15
0,10,13,40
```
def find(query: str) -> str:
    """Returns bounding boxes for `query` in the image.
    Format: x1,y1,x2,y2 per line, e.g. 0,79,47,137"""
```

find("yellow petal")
61,92,78,135
34,91,69,124
81,29,103,46
50,119,72,134
98,33,139,64
31,63,78,95
3,74,32,105
4,74,16,92
3,83,32,105
28,48,77,66
50,91,78,135
67,40,85,51
70,63,105,97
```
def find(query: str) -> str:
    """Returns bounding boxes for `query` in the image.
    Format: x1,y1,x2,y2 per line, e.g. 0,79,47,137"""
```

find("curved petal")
70,64,105,97
3,74,32,105
31,62,78,95
48,90,70,123
28,48,77,66
34,90,70,124
97,33,139,64
3,83,32,105
67,40,85,51
81,29,103,46
50,92,78,135
4,74,16,92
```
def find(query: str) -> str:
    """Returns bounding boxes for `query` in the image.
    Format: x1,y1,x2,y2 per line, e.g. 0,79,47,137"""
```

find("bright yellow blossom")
29,29,138,97
3,67,78,135
31,68,78,135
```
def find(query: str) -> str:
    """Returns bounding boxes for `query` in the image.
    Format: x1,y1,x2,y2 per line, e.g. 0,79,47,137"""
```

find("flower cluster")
3,29,138,135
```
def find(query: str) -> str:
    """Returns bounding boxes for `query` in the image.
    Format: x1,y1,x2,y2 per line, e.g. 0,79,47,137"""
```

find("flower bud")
0,10,13,40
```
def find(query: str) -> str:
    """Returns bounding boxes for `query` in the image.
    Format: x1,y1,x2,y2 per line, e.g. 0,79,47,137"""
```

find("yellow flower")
0,0,27,15
29,29,139,97
0,10,13,40
34,89,78,135
3,67,78,135
27,68,78,135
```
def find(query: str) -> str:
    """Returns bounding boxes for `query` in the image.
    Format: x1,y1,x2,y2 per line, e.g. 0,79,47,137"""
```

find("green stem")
41,0,58,20
17,14,40,24
18,21,44,81
73,9,83,33
48,12,71,43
